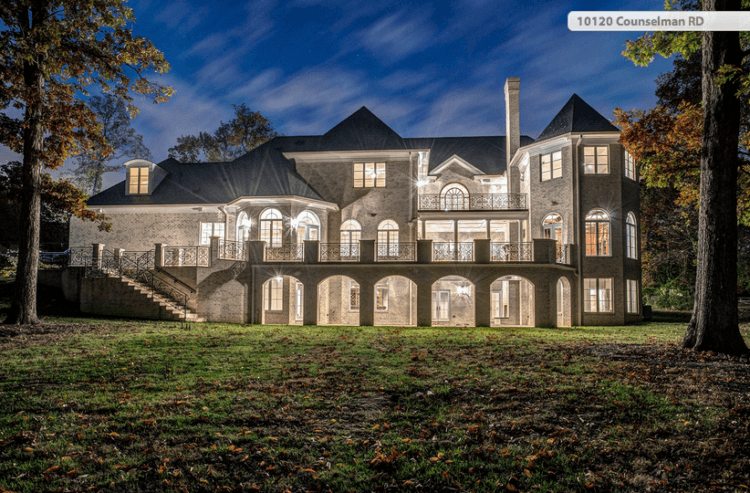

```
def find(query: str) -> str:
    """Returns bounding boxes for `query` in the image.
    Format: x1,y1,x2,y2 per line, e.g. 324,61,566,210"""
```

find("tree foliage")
622,0,750,354
168,104,278,162
0,0,171,325
70,94,152,195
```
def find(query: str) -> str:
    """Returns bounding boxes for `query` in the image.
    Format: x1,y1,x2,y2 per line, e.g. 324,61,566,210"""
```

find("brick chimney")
504,77,521,169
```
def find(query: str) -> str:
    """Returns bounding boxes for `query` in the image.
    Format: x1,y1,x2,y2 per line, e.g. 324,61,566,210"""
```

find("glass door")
432,290,450,323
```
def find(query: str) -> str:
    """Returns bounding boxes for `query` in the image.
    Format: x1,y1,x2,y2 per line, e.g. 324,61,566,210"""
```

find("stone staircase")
119,276,206,323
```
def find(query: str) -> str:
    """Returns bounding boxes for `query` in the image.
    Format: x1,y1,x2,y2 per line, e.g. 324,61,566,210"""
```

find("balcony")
491,242,533,262
418,193,526,211
264,244,304,262
433,242,474,262
320,243,360,262
376,242,416,262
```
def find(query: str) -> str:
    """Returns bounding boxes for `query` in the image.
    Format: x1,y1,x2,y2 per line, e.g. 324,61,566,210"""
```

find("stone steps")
117,276,205,323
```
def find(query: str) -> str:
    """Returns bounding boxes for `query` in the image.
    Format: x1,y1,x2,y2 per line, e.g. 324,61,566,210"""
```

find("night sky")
3,0,677,190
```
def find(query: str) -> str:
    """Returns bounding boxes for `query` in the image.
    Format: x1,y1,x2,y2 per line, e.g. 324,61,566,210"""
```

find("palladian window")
440,183,469,210
585,209,610,256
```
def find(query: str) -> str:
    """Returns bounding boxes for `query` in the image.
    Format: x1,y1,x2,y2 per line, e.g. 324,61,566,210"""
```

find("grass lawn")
1,286,749,491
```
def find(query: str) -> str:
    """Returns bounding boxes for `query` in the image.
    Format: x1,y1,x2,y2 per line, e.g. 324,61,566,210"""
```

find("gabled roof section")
87,142,326,207
405,136,534,175
535,94,619,143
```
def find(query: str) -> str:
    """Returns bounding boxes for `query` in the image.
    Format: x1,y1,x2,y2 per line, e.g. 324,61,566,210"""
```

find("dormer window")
128,166,149,194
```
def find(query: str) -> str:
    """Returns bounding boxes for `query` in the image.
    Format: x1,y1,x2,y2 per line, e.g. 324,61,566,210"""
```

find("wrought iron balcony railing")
320,242,360,262
490,242,533,262
265,244,304,262
556,244,570,264
219,239,246,261
418,193,527,211
68,247,92,267
433,242,474,262
376,242,416,261
163,246,210,267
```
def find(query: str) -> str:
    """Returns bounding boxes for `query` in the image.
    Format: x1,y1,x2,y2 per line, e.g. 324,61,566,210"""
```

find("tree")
70,94,152,195
0,161,112,244
168,104,278,162
0,1,172,325
623,0,749,354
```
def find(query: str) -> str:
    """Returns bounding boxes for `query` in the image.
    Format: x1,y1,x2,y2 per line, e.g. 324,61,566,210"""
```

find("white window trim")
264,278,283,312
584,278,613,313
541,151,562,181
583,146,609,175
353,162,386,188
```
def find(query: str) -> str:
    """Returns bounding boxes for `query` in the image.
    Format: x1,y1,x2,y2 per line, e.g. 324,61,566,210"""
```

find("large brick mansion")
68,78,641,327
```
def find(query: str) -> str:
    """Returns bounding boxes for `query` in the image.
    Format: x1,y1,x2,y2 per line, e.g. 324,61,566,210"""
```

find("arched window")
542,213,563,244
260,209,283,247
236,211,250,242
377,220,399,257
340,220,362,258
585,209,610,256
626,212,637,259
440,183,469,210
295,210,320,245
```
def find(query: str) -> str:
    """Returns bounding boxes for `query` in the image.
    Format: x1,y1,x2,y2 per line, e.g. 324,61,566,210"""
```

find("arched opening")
261,275,303,325
432,276,474,326
377,220,399,259
317,276,360,326
340,219,362,258
626,212,637,259
585,209,610,256
236,211,251,242
295,210,320,245
373,276,417,327
543,213,563,244
490,276,535,327
556,277,572,327
260,209,283,247
440,183,470,210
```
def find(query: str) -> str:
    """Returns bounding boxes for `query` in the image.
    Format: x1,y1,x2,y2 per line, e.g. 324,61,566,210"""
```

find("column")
416,281,432,327
360,239,375,263
417,239,433,264
154,244,165,268
359,281,374,326
303,279,318,326
304,240,319,264
474,277,492,327
92,243,104,268
474,239,490,264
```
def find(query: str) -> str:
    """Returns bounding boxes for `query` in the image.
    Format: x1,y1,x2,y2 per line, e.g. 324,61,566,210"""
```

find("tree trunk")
4,6,45,326
683,0,749,354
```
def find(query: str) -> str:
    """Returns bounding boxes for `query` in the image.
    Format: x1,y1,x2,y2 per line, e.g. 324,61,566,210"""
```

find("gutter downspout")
573,135,583,326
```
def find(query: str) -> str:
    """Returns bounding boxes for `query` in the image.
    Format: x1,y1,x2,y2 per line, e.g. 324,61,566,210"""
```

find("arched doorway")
557,277,572,327
318,276,360,326
261,275,303,325
373,276,417,326
432,276,474,326
490,276,535,327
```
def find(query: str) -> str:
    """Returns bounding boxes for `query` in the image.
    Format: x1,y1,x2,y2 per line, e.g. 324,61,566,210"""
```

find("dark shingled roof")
535,94,619,143
87,143,325,206
405,136,534,175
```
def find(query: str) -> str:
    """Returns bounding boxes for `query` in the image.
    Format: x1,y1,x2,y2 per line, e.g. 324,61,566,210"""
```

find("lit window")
264,278,283,311
340,220,362,258
349,281,360,311
260,209,283,247
626,212,637,259
583,147,609,174
627,279,639,314
128,167,149,194
584,278,613,313
200,222,225,245
624,151,636,180
440,183,470,210
541,151,562,181
377,220,399,258
353,162,386,188
376,284,389,311
585,209,610,256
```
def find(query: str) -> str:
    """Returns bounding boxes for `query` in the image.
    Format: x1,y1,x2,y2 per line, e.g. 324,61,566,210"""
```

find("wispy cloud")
153,0,210,33
355,9,436,63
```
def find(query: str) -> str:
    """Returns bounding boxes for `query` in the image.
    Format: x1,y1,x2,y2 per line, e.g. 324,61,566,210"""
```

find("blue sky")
3,0,677,189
